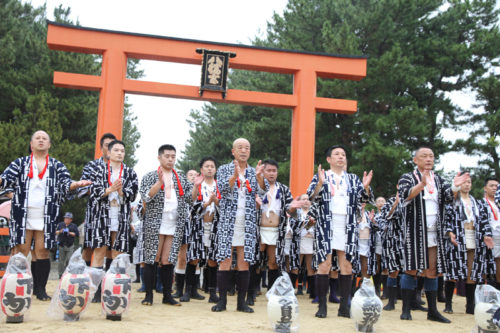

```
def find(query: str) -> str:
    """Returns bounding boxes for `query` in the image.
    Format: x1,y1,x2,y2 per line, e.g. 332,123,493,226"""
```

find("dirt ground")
0,279,479,333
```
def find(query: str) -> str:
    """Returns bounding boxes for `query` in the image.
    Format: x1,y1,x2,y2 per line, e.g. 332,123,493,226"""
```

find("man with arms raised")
397,146,468,323
307,145,373,318
211,138,266,313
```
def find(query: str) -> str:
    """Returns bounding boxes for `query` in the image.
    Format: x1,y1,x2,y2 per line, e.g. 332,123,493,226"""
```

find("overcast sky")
29,0,480,180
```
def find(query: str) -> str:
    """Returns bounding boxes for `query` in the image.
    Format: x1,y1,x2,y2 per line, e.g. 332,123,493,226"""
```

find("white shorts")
26,207,44,231
358,238,370,257
465,229,475,250
284,238,292,256
160,213,176,235
203,222,212,247
493,235,500,258
427,230,438,248
109,206,119,232
260,226,278,245
232,215,245,247
331,214,347,251
300,236,314,254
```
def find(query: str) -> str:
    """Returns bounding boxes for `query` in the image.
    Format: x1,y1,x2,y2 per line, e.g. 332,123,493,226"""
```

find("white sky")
30,0,481,179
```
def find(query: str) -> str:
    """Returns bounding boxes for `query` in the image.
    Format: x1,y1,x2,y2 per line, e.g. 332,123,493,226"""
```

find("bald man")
0,130,91,301
211,138,266,313
397,146,468,323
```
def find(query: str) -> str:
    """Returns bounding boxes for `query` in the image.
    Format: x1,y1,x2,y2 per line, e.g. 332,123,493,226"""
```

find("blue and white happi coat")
444,196,492,283
139,170,192,265
187,186,220,264
376,196,404,273
0,156,75,249
357,209,378,276
306,172,373,270
258,182,294,270
215,163,267,263
288,209,314,270
478,197,499,277
78,157,105,248
398,169,453,273
89,162,138,253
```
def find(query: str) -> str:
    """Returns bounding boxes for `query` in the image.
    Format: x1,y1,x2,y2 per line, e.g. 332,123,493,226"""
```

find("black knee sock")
290,273,298,289
31,260,38,295
143,263,155,297
185,263,197,288
267,269,280,290
105,257,112,272
37,259,51,295
237,270,250,295
208,266,218,289
161,264,175,297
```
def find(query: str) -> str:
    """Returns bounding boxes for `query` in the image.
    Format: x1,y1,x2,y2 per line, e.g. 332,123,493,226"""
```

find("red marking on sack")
113,285,120,295
16,286,24,296
68,284,75,295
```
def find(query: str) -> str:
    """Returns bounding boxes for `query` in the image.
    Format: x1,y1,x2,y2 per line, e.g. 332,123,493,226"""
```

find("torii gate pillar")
47,21,367,195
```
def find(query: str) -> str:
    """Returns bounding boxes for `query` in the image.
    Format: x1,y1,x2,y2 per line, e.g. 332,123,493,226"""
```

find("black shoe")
92,283,102,303
236,292,254,313
383,286,396,311
163,294,181,306
191,286,206,300
209,288,219,303
411,289,427,311
443,280,455,314
172,273,185,298
315,295,327,318
400,289,412,320
141,292,153,306
297,285,304,295
180,285,192,302
465,283,475,314
246,289,255,306
212,295,227,312
426,290,451,323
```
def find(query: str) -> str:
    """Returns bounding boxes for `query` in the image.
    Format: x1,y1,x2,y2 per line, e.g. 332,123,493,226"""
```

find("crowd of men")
1,130,499,325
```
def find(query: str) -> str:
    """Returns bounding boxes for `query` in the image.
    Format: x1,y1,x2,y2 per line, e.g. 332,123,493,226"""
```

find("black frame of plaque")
196,48,236,98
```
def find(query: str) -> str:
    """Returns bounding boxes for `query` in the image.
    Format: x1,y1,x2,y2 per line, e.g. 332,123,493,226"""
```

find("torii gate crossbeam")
46,21,367,195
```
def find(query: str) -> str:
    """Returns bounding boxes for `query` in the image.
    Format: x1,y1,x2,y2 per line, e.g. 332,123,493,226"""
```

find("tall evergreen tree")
181,0,499,197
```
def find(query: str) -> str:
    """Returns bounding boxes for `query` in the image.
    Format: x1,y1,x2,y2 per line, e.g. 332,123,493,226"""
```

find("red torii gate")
46,21,367,195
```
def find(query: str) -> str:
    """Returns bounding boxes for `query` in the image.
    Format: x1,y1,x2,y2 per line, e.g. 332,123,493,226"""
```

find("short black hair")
158,144,176,155
484,177,499,187
100,133,116,147
325,145,347,158
199,156,218,169
108,140,125,151
263,159,279,169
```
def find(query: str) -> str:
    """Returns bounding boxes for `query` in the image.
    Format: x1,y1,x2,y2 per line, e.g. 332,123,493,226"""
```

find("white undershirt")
262,185,281,218
201,181,216,217
27,156,47,208
326,170,348,215
423,183,439,230
236,173,246,217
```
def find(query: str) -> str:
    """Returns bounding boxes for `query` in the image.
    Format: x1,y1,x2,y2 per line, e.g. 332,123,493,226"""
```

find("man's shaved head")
31,130,50,143
232,138,250,148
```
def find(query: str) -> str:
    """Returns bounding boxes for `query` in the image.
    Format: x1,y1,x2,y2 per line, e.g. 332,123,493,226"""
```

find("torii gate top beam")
46,21,367,195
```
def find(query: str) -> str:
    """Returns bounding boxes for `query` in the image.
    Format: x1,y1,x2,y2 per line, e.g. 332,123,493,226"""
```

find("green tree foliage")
0,0,142,223
180,0,499,197
454,73,500,197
